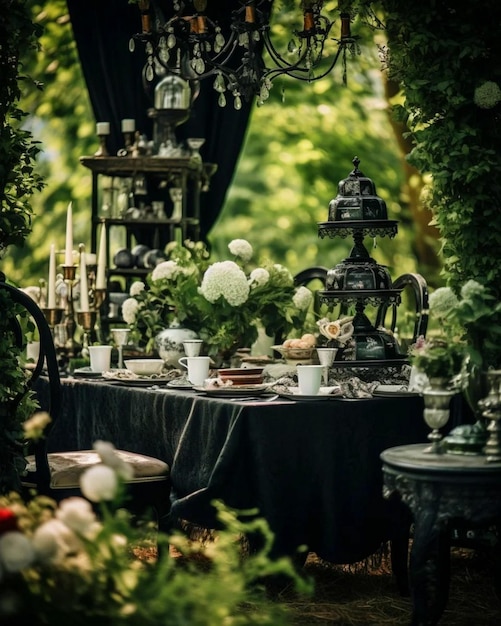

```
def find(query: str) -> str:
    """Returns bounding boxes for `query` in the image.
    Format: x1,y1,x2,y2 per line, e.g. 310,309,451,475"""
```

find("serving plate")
109,377,174,387
166,379,193,389
73,366,119,379
192,384,269,397
277,386,342,401
372,384,419,398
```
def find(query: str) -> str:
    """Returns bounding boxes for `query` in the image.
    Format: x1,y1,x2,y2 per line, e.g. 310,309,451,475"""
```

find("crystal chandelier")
130,1,360,109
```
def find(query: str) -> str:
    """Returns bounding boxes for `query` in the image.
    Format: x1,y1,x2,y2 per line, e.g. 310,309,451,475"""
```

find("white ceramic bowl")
124,359,165,377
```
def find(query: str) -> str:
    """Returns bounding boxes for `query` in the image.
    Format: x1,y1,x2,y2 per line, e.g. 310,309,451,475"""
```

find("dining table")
34,373,446,566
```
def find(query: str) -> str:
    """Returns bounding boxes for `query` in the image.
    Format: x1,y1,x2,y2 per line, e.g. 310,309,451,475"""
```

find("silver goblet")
316,347,338,386
422,388,455,453
110,328,131,370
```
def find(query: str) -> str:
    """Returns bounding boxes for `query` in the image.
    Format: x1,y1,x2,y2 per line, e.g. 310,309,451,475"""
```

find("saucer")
192,384,269,397
277,386,342,401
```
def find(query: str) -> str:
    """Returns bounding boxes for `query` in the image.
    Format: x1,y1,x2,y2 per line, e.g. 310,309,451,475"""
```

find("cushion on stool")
24,450,169,490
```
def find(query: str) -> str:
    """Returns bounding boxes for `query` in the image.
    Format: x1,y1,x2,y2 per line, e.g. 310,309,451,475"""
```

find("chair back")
294,266,328,317
375,272,429,350
0,274,61,491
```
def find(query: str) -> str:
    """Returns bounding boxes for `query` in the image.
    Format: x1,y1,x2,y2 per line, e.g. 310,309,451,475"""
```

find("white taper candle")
64,202,73,266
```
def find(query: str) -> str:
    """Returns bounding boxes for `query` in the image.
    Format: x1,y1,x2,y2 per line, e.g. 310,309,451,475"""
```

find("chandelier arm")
261,20,335,72
263,44,344,83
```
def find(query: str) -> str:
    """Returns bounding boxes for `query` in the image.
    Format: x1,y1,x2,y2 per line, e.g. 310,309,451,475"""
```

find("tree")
9,1,433,290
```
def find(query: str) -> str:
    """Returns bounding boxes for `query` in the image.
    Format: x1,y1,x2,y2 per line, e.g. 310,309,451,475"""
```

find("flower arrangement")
409,279,501,381
0,431,310,624
122,239,313,358
408,335,466,381
431,280,501,369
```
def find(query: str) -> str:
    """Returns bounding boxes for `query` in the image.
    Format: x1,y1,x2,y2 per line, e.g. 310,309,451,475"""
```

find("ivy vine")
378,0,501,303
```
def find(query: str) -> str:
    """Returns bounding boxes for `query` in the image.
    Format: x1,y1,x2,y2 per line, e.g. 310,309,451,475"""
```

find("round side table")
381,443,501,626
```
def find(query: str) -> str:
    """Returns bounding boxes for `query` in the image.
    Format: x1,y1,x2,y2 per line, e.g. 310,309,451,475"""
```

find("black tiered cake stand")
316,158,409,373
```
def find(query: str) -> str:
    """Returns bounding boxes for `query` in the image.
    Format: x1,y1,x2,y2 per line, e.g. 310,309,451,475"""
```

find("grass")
154,541,499,625
277,548,500,625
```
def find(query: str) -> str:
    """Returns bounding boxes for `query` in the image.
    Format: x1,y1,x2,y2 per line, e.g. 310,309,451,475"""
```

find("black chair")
0,275,171,529
293,266,328,317
375,272,429,350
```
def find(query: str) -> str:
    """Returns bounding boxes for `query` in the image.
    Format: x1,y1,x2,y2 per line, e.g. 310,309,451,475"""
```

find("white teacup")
297,364,324,395
183,339,204,357
178,356,211,386
88,345,113,373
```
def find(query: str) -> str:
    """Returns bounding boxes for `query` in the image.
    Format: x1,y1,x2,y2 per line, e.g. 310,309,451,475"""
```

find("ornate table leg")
409,505,451,626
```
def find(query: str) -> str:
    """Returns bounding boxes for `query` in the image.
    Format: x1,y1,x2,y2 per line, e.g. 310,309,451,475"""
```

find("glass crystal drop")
253,30,260,42
287,38,296,53
128,37,135,52
195,57,205,74
167,33,176,49
215,32,225,52
213,73,225,93
234,94,242,110
146,42,153,55
260,84,269,101
218,92,227,107
146,64,155,82
159,47,170,63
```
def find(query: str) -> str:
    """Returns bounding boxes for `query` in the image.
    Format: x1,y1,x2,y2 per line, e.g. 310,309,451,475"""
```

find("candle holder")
479,369,501,463
42,307,64,331
77,310,97,333
93,288,107,310
95,133,109,157
77,310,98,355
61,264,78,355
123,132,134,153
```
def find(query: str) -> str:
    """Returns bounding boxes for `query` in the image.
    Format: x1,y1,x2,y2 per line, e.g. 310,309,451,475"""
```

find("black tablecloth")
35,378,430,563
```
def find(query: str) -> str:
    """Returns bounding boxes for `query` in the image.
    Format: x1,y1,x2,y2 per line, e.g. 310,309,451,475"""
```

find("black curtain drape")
66,0,271,243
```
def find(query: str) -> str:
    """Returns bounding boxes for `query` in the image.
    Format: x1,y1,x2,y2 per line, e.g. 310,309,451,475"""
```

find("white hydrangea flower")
55,497,99,537
228,238,253,262
473,81,501,109
293,286,314,310
249,267,270,288
0,531,35,572
274,263,294,283
199,261,250,306
121,297,139,324
94,440,134,481
460,279,485,300
129,281,145,296
151,260,180,281
429,287,459,318
80,464,118,502
32,519,82,564
23,411,51,440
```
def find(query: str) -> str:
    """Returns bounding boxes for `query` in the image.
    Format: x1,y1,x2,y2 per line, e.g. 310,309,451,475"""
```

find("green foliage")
379,0,501,299
123,239,313,357
0,0,43,494
0,289,36,494
0,493,312,624
10,1,425,292
2,0,95,283
211,5,418,281
0,0,44,253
